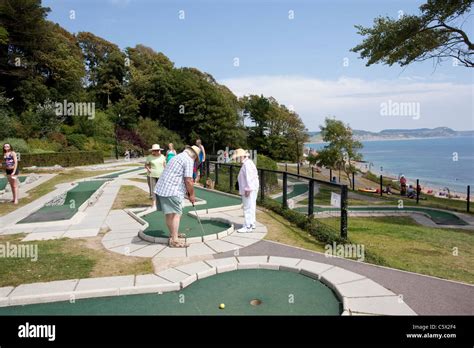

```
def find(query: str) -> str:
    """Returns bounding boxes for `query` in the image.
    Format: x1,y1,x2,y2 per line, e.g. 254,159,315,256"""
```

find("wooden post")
260,169,265,201
341,185,348,239
467,185,471,213
329,168,332,181
416,179,420,204
380,175,383,196
229,165,233,192
308,180,314,218
352,172,355,191
282,172,288,209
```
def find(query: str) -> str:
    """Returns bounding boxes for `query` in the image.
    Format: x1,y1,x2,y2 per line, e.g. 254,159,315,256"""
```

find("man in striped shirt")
154,145,201,248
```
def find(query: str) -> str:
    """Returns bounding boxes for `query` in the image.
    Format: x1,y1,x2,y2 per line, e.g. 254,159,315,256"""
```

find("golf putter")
188,191,206,238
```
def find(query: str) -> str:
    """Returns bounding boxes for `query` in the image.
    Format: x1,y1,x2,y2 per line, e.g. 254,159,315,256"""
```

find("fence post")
379,175,383,196
352,172,355,191
308,179,314,218
468,185,471,213
229,165,233,192
416,179,420,204
329,168,332,181
285,163,288,172
311,166,314,178
206,160,210,179
282,172,288,209
260,169,265,201
297,162,300,175
215,162,219,186
341,185,348,239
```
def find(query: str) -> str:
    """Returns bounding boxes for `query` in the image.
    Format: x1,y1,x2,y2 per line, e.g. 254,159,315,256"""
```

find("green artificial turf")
0,269,342,315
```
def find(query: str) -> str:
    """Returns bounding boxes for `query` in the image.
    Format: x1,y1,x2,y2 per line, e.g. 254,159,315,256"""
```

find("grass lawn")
0,170,116,217
258,209,326,253
0,231,153,287
324,216,474,284
112,185,151,209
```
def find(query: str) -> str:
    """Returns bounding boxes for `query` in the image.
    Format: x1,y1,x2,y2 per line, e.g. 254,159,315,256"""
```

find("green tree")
352,0,473,67
316,118,363,188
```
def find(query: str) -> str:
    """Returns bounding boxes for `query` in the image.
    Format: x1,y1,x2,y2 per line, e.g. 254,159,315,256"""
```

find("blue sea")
307,136,474,193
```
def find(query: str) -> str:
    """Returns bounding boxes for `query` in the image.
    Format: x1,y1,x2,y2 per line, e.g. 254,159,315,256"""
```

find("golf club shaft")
188,191,205,238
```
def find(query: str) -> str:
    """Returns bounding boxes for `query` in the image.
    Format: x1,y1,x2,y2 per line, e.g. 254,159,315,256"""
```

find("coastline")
305,135,473,145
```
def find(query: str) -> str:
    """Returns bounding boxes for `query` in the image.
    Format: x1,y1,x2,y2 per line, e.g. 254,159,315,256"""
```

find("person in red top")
400,175,407,196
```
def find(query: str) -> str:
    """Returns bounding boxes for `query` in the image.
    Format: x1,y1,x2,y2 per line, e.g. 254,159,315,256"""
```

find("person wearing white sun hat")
145,144,166,207
233,148,259,233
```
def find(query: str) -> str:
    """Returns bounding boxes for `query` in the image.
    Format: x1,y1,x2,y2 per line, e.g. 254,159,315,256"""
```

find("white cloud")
219,75,473,132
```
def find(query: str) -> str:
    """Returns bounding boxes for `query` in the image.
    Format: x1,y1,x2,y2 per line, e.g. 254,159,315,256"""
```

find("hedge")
18,151,104,168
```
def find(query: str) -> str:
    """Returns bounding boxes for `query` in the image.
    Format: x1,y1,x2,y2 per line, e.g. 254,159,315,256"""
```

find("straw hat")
186,145,201,159
232,148,250,160
150,144,163,151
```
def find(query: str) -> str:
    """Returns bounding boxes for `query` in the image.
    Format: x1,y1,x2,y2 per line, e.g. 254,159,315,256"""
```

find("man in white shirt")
233,148,260,233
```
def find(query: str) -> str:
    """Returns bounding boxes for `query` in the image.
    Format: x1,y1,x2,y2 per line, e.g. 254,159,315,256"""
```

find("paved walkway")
217,240,474,315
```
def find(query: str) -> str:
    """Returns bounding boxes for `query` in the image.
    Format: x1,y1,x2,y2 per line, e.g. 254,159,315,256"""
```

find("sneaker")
237,226,251,233
250,224,257,230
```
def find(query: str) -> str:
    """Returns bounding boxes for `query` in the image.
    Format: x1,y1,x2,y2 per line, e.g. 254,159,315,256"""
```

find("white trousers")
242,190,257,228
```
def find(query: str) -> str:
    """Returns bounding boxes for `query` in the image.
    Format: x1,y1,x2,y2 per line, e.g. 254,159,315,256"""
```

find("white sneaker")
250,224,257,230
237,226,251,233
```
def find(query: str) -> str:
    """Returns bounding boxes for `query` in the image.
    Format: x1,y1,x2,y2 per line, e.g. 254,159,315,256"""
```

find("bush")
66,133,88,150
18,151,104,168
0,137,30,154
256,154,278,191
27,138,63,153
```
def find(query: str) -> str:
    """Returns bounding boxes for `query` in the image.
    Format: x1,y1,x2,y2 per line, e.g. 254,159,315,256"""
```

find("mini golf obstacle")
0,176,27,191
96,166,143,179
18,180,105,223
133,187,241,244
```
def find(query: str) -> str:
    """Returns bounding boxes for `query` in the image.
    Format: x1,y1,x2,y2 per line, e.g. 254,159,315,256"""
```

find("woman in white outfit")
233,148,259,233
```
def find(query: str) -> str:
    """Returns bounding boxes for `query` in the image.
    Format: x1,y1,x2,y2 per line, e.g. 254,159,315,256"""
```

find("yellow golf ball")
219,303,225,309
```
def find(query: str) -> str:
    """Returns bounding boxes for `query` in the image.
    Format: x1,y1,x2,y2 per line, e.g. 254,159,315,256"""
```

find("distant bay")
307,136,474,193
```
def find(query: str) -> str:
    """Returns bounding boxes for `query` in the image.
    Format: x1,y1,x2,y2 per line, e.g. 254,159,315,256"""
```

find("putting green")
0,269,342,315
97,167,143,179
274,183,308,203
143,187,240,238
0,176,27,190
19,181,104,223
294,206,468,225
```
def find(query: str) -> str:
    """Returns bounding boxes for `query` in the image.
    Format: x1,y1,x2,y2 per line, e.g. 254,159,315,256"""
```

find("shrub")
66,133,88,150
28,138,63,153
256,154,278,190
18,151,103,168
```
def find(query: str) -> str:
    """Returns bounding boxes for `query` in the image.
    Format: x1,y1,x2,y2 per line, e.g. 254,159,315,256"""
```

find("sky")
43,0,474,132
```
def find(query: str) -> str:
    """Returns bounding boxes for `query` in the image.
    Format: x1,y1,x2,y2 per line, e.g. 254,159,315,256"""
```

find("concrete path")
215,240,474,315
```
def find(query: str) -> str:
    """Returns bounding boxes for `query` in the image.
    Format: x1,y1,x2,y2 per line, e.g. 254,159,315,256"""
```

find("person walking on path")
2,143,19,204
193,139,206,182
166,143,177,163
233,148,259,233
145,144,166,207
154,145,201,248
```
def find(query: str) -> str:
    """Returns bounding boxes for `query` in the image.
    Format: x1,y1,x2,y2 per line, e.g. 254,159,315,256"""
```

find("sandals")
168,239,188,248
178,232,186,238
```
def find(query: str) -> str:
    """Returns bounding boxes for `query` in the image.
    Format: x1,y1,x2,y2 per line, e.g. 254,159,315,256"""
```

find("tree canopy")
352,0,473,68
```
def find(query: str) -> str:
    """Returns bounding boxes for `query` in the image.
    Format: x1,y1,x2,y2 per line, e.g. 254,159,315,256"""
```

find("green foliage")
316,118,363,188
66,134,88,150
137,117,184,151
19,151,103,168
352,0,473,67
0,137,30,154
27,138,63,153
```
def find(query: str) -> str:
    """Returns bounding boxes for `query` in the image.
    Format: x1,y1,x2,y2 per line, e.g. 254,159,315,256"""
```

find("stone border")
0,256,416,315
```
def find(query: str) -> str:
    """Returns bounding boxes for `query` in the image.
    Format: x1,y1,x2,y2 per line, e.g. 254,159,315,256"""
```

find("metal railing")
201,160,349,238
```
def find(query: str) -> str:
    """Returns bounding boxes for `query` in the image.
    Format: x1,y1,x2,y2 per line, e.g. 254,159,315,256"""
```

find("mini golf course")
0,269,341,315
294,205,468,225
18,180,105,223
141,187,240,239
0,176,27,190
96,166,143,179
